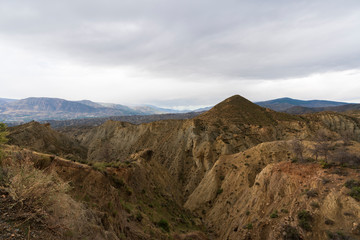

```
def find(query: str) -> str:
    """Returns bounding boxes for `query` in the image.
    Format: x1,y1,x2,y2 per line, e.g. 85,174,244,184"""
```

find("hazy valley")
0,97,208,125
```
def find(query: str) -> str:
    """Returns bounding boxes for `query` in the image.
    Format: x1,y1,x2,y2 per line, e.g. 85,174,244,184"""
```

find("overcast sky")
1,0,360,109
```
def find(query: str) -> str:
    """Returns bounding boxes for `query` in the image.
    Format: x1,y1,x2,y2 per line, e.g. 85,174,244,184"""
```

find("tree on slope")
0,122,8,144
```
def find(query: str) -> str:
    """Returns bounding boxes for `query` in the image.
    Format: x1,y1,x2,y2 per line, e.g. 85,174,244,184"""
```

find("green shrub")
136,212,143,222
306,189,318,198
320,160,330,169
281,209,289,213
244,223,252,229
327,231,351,240
298,210,312,231
283,225,302,240
344,179,360,189
216,188,223,196
310,202,320,208
125,186,133,196
110,175,125,188
0,122,8,144
349,186,360,201
270,210,278,218
158,219,170,232
0,122,8,167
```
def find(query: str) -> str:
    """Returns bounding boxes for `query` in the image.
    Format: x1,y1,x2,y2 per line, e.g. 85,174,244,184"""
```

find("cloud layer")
1,0,360,107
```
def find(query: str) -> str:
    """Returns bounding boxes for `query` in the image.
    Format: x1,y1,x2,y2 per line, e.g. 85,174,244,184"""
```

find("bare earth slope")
4,94,360,240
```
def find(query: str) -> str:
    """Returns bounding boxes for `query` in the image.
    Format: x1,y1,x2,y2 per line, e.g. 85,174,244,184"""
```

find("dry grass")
1,150,93,238
8,152,69,210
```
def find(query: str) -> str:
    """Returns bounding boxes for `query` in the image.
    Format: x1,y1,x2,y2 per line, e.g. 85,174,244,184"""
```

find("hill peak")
196,95,298,125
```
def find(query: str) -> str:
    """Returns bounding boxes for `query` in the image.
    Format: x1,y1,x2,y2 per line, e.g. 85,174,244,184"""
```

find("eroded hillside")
185,141,360,239
2,94,360,240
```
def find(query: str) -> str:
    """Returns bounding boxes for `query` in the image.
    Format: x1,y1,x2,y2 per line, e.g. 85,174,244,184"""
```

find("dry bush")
2,150,94,238
290,139,305,162
8,153,69,211
330,147,360,167
311,129,333,161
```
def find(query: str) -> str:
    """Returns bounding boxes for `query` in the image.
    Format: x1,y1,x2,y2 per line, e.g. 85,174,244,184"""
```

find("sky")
1,0,360,109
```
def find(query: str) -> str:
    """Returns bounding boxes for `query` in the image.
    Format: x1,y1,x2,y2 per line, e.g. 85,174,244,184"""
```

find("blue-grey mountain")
256,97,350,112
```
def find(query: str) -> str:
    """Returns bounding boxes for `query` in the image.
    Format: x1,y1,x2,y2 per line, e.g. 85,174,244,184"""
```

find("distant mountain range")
0,97,206,123
255,97,350,111
0,98,17,104
282,104,360,115
1,96,359,124
255,97,360,114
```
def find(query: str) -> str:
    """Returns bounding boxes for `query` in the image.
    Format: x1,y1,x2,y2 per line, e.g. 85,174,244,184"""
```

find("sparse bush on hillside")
0,122,8,165
306,189,318,198
330,147,360,167
135,212,143,222
244,223,253,230
270,210,279,218
297,210,313,231
158,219,170,232
281,209,289,214
216,188,223,196
311,129,332,161
290,139,305,162
340,130,354,146
282,225,302,240
345,179,360,189
319,160,331,169
310,201,320,208
91,161,123,173
349,187,360,201
327,231,352,240
0,150,91,237
0,122,8,144
8,157,70,211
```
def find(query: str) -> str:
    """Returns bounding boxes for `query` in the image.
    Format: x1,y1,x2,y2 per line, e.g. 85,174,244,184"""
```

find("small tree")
0,122,8,162
330,146,360,166
291,139,305,162
312,129,332,161
0,122,8,144
340,130,354,146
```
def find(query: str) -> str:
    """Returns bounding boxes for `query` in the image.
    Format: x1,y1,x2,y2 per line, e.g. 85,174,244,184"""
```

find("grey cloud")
1,0,360,80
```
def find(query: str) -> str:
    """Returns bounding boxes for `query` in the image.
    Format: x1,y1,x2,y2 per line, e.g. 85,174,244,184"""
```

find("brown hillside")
7,121,87,161
66,96,360,198
0,146,204,240
4,95,360,240
196,95,300,125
